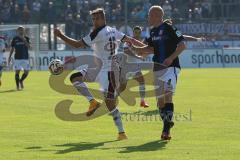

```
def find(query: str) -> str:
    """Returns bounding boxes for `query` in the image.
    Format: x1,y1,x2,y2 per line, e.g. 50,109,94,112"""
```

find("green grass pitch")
0,69,240,160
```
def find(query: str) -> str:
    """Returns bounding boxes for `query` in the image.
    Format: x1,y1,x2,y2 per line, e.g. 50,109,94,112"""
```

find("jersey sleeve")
82,30,103,47
168,25,184,44
114,28,126,42
82,34,93,47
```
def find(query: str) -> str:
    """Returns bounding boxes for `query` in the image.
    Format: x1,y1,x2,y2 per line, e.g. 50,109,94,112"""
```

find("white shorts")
79,68,120,99
154,67,180,97
14,59,30,71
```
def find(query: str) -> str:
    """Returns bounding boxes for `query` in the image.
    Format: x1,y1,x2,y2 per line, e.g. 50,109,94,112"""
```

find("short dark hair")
17,26,24,31
133,26,142,31
90,8,105,18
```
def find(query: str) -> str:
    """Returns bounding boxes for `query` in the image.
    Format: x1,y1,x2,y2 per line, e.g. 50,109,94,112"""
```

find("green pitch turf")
0,69,240,160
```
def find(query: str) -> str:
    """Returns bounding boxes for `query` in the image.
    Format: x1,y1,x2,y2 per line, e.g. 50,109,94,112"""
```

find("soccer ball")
48,59,64,75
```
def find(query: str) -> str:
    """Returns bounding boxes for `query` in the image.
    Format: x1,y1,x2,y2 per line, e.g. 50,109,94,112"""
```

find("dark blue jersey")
145,22,184,70
11,36,30,60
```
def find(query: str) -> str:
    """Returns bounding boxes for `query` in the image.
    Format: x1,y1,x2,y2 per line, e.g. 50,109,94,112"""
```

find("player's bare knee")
70,72,83,83
135,74,144,83
137,78,145,85
105,98,116,111
118,83,127,93
15,70,20,74
165,92,173,103
157,98,165,108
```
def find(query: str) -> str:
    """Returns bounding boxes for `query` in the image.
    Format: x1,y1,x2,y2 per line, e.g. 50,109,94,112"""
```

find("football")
48,59,64,75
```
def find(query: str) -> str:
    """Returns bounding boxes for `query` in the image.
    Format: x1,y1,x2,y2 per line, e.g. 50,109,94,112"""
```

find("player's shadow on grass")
25,146,42,149
53,140,117,154
0,89,18,93
131,110,159,116
118,140,167,153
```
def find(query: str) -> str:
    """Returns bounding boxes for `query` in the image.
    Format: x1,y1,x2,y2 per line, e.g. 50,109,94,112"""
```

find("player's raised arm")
123,44,144,60
163,18,205,42
130,43,154,56
54,28,87,48
122,36,154,55
183,35,205,42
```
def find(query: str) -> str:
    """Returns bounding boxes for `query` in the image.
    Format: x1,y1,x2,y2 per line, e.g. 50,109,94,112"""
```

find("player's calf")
158,90,174,139
19,71,29,89
159,103,174,137
105,96,127,140
70,72,94,102
15,71,20,90
70,72,99,116
135,73,149,108
110,107,127,140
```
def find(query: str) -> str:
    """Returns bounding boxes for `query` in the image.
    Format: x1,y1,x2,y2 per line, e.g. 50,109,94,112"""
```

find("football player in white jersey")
54,8,148,140
122,26,149,108
0,36,6,87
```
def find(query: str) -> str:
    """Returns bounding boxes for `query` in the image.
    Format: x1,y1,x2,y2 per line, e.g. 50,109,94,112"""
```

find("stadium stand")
0,0,240,49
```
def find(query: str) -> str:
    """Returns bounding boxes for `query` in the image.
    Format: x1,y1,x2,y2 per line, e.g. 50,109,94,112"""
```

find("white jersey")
82,25,125,71
0,37,6,65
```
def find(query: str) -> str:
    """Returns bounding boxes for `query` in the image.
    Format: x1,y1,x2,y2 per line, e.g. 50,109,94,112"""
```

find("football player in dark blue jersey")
131,6,186,140
8,26,31,90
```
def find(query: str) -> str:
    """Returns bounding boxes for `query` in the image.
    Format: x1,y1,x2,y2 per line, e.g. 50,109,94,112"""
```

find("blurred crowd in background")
1,0,239,24
0,0,240,44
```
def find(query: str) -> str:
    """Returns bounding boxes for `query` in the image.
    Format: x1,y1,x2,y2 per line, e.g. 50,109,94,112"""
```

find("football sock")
159,103,174,134
15,73,20,88
20,72,28,82
111,108,125,133
72,81,94,101
139,84,145,101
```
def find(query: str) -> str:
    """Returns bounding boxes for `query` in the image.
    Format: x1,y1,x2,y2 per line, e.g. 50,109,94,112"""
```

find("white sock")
73,81,94,101
111,107,124,133
139,84,145,101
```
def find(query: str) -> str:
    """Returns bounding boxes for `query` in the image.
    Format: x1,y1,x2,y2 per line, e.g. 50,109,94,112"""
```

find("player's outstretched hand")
54,28,62,37
197,37,206,42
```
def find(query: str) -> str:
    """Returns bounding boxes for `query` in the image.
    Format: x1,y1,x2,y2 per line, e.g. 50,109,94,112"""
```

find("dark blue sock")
20,73,28,82
159,103,174,134
15,73,20,88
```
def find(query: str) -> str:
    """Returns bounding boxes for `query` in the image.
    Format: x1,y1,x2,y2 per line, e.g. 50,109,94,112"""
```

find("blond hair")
90,8,106,19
